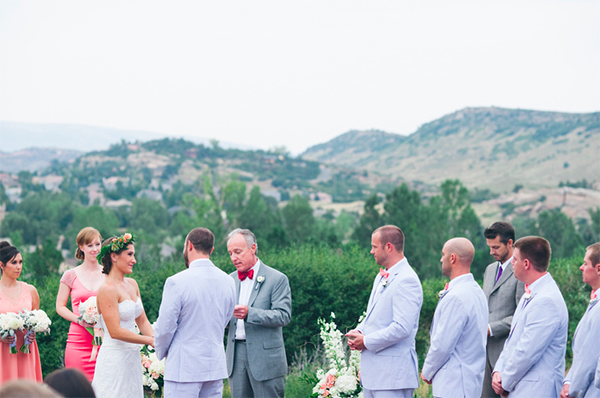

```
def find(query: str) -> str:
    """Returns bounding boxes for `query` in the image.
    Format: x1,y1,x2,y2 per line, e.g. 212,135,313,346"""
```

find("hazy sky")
1,1,599,154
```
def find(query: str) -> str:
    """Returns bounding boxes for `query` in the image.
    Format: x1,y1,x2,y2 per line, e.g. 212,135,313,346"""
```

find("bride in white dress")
91,234,154,398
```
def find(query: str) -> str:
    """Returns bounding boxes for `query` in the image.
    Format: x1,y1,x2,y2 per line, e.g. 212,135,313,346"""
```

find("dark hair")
45,368,95,398
587,242,600,267
0,241,20,275
0,379,61,397
374,225,405,253
484,222,515,245
75,227,102,261
99,237,132,275
186,227,214,254
514,236,551,272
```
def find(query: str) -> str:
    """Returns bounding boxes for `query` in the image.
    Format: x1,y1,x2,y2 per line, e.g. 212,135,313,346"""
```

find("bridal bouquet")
78,297,102,346
0,312,25,354
312,313,362,398
141,324,165,398
19,309,51,353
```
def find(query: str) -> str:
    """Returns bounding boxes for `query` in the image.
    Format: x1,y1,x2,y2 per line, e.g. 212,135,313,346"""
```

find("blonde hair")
75,227,102,261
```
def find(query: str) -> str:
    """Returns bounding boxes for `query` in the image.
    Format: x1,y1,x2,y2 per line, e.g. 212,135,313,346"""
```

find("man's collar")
500,256,513,269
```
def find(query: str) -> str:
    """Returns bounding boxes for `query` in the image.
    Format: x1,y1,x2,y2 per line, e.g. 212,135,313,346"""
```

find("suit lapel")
365,264,402,320
248,262,266,307
490,263,514,295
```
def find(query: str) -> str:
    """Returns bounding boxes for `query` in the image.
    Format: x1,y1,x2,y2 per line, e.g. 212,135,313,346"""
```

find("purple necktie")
495,264,503,283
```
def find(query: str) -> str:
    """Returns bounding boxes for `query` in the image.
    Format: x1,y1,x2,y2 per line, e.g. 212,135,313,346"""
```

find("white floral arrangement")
19,309,51,353
0,312,25,354
312,313,363,398
141,323,165,397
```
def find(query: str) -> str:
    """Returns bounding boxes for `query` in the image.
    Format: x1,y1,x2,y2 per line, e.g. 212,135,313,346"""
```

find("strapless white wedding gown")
92,299,144,398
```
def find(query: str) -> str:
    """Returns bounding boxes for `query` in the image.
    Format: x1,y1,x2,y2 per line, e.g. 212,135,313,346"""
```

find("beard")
183,247,190,268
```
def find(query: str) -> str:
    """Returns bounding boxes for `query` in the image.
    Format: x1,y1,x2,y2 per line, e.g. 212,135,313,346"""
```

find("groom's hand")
233,305,249,320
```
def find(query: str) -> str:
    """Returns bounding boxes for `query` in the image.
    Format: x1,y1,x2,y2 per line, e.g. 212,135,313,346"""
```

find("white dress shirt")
235,259,260,340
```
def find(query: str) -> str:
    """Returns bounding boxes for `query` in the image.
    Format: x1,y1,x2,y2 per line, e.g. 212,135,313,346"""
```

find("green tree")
351,194,383,246
24,238,63,283
282,195,315,245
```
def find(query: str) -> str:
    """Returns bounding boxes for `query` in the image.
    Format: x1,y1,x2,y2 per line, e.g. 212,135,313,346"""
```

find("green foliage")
352,180,486,278
22,239,63,284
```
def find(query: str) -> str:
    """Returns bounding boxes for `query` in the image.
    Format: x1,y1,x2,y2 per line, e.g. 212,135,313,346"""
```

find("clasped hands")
492,372,509,397
345,330,366,351
1,331,36,345
233,305,249,320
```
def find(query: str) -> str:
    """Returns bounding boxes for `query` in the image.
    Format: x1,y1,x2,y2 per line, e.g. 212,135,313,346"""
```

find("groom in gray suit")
346,225,423,398
492,236,568,397
154,227,236,398
225,228,292,398
481,222,525,398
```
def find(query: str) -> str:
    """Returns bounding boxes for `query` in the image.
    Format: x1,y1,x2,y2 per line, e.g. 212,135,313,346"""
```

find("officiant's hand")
234,305,249,320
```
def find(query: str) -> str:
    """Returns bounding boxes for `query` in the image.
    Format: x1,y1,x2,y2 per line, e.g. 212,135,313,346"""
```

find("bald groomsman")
560,242,600,398
492,236,568,398
422,238,489,398
482,222,525,398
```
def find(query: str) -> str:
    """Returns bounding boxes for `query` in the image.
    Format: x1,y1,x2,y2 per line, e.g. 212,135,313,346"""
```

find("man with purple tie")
481,222,525,398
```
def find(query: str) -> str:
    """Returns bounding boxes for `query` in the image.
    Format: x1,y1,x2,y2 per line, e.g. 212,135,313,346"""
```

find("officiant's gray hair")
228,228,258,253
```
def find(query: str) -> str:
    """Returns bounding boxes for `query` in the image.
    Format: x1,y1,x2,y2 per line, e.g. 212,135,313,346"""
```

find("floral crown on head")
96,233,135,263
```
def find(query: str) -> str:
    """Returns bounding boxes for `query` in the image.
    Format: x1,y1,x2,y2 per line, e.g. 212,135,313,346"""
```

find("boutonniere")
438,283,449,299
379,268,389,288
255,276,265,290
590,290,598,304
523,285,532,300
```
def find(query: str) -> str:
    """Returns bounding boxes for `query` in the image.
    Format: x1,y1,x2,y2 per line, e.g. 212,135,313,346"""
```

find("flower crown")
97,233,135,263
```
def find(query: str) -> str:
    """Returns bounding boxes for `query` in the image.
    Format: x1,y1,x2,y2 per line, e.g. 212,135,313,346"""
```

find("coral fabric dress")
61,269,98,381
0,281,43,385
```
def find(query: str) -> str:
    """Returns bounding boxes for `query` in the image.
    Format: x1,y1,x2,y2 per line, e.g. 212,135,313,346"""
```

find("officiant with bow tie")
225,228,292,398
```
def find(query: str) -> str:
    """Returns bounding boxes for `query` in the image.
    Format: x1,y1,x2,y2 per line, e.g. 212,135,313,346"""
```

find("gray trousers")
229,340,284,398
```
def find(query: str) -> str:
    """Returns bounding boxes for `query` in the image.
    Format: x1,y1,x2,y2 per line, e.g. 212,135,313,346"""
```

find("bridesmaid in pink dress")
56,227,105,381
0,242,43,385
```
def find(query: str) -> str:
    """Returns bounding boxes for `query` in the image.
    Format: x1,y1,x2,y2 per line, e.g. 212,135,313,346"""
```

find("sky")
1,1,599,155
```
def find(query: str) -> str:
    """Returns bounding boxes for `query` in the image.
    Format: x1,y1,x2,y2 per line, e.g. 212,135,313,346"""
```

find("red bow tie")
592,290,597,301
238,269,254,281
379,268,389,279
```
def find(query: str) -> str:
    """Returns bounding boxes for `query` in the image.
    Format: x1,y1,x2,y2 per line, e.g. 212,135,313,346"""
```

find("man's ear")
210,246,214,255
187,241,194,252
507,239,514,249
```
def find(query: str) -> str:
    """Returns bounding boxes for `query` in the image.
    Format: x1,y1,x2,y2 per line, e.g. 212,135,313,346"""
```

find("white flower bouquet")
0,312,25,354
312,313,362,398
19,309,51,353
78,297,102,346
141,323,164,398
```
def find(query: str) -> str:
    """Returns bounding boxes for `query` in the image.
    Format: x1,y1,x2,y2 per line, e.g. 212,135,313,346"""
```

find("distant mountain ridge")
302,107,600,191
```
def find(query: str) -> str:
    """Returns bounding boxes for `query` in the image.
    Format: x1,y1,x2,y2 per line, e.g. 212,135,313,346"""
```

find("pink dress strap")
60,268,77,288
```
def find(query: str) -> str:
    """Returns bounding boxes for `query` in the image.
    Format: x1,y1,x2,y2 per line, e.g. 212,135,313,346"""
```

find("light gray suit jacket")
422,273,489,398
357,258,423,391
596,356,600,389
482,260,525,367
564,297,600,398
154,259,236,382
494,273,568,398
225,261,292,381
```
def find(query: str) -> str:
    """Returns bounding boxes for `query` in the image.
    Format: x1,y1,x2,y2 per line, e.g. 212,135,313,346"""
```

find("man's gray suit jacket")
225,261,292,382
482,261,525,367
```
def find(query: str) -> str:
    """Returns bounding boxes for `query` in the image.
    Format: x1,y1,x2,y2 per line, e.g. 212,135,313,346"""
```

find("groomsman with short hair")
482,222,525,398
422,238,489,398
560,242,600,398
492,236,568,398
346,225,423,398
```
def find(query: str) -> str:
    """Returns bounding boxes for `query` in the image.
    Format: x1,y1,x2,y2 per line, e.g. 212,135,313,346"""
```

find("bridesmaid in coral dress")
56,227,105,381
0,241,43,385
